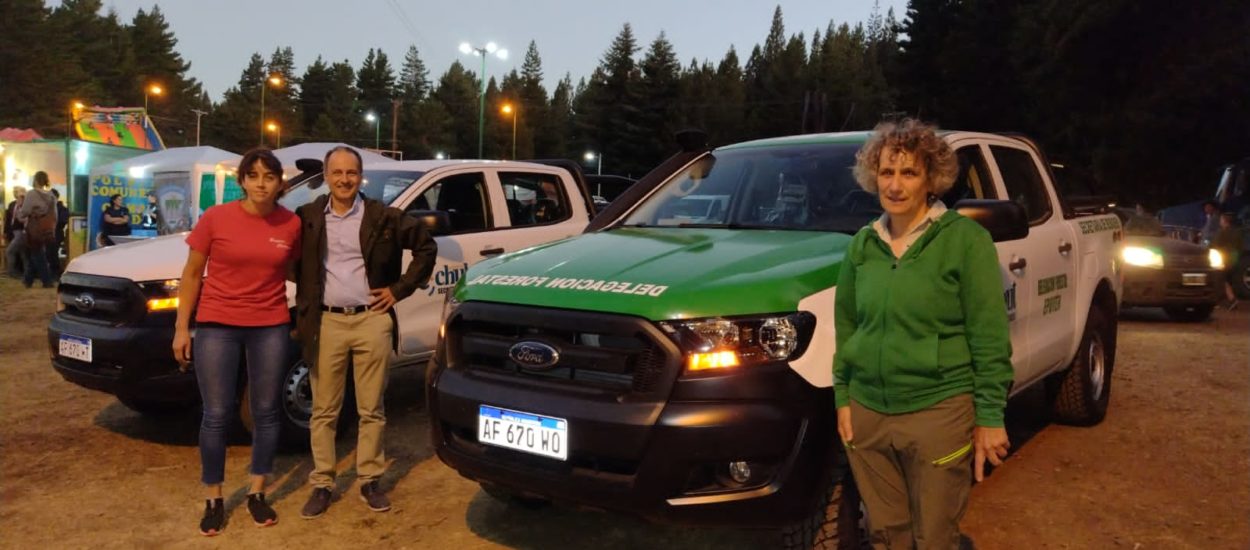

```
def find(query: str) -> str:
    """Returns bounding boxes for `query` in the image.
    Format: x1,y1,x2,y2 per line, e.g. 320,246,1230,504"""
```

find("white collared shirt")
322,195,371,307
872,200,948,259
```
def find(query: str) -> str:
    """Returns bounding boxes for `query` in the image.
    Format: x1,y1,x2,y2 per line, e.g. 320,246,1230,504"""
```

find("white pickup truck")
48,158,595,444
427,130,1124,548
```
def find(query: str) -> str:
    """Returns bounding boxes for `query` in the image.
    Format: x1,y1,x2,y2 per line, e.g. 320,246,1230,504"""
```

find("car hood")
456,227,852,320
63,233,189,282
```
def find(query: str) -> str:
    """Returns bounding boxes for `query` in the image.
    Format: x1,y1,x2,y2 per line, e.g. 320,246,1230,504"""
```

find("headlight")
1122,246,1164,268
138,279,180,311
659,312,816,372
1209,249,1225,269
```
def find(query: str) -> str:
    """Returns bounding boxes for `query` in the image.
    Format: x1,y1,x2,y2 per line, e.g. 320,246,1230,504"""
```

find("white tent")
87,146,240,249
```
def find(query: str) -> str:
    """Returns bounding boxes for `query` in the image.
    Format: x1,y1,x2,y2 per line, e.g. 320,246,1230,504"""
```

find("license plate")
58,334,92,362
478,405,568,460
1182,273,1207,286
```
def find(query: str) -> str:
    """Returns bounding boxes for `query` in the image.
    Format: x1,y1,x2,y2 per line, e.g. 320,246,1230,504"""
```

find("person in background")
171,148,301,536
4,186,27,278
100,194,131,246
1211,212,1243,311
48,189,69,274
16,172,56,288
1201,200,1221,246
835,119,1014,549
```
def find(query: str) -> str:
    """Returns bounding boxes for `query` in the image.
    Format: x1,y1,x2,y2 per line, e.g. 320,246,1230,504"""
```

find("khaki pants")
309,310,392,487
846,394,975,550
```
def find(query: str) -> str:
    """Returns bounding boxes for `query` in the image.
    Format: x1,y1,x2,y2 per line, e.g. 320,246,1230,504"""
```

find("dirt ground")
2,276,1247,549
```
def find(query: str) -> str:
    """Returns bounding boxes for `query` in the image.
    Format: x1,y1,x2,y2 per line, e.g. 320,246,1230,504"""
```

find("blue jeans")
193,323,289,485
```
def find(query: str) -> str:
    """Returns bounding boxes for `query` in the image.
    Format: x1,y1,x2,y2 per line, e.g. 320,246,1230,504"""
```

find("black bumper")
1122,266,1224,307
48,313,197,402
429,358,835,527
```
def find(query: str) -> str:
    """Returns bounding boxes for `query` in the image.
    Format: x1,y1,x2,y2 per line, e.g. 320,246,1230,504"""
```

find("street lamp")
365,112,380,150
500,103,517,160
435,152,447,160
144,84,163,112
584,151,602,175
259,74,283,145
69,100,85,137
266,121,281,148
459,41,508,159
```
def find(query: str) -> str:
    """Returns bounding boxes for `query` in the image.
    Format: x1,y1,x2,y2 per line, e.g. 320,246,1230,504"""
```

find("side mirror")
407,209,452,236
954,199,1029,242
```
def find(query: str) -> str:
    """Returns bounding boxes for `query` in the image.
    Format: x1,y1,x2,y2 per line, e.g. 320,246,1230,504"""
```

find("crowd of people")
3,172,69,288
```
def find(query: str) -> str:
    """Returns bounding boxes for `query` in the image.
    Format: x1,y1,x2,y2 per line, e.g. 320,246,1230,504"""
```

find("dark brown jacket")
293,194,437,363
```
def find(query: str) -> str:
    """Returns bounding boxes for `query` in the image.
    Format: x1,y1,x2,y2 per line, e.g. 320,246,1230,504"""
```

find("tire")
781,466,862,550
479,482,551,509
240,358,314,449
1163,304,1214,322
117,396,193,415
1232,257,1250,299
1052,306,1114,426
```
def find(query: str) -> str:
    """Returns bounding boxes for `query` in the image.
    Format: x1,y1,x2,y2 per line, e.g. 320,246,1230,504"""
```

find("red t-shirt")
186,201,301,326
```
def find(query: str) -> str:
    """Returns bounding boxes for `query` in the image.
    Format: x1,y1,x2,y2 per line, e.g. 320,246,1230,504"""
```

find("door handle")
1058,242,1073,254
480,247,505,256
1009,257,1027,272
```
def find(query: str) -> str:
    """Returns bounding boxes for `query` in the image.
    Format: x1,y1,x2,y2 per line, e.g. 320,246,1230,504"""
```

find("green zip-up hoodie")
833,210,1013,427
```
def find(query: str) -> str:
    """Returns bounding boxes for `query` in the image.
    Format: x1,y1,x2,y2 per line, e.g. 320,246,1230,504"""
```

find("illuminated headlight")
138,279,181,311
659,312,816,372
1209,249,1225,269
1121,246,1164,268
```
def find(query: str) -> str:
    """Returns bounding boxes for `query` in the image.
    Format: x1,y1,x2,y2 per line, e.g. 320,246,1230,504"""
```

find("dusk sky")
49,0,907,101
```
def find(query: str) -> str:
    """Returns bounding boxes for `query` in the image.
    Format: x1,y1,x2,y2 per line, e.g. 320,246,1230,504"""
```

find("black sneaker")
300,487,333,519
359,481,391,512
246,492,278,527
199,498,225,536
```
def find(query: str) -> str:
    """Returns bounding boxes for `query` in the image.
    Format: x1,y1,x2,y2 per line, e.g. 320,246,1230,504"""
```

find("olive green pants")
309,310,392,488
846,394,975,550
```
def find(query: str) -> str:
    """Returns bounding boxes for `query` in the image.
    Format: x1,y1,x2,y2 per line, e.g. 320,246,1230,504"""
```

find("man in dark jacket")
4,186,27,278
294,146,437,518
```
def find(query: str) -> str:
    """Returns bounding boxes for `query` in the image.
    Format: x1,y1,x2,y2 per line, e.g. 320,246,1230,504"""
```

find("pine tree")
432,61,481,158
129,5,207,145
637,32,682,167
356,48,396,148
398,45,430,101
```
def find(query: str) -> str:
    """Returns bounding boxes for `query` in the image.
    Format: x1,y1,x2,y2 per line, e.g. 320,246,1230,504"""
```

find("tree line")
1,0,1245,207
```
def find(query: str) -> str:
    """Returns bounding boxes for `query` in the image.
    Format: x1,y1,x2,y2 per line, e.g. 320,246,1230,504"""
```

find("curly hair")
852,118,958,196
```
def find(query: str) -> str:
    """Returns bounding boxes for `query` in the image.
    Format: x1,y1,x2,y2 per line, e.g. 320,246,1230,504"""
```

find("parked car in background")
1114,208,1225,320
1157,158,1250,298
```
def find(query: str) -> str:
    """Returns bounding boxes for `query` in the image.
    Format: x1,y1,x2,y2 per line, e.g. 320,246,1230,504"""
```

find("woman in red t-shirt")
172,148,301,535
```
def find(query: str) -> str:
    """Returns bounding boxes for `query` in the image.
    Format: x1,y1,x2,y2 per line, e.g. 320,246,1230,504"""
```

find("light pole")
143,84,162,128
191,109,207,146
459,41,508,159
69,100,85,138
266,121,281,148
259,74,283,145
584,151,602,175
500,103,517,160
365,112,380,150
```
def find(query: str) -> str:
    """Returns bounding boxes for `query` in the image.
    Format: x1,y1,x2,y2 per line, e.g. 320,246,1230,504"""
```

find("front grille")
1167,254,1207,269
57,272,147,325
447,302,678,397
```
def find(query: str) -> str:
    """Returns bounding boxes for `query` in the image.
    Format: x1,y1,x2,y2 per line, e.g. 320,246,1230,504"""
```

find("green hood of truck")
456,227,851,320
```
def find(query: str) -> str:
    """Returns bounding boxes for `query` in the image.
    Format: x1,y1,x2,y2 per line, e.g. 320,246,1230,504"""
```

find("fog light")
728,461,751,484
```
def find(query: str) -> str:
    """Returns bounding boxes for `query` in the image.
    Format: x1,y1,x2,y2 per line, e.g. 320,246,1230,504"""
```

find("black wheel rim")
284,361,312,428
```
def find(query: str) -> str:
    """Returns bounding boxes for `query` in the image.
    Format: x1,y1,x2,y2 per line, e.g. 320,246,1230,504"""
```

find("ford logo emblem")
508,341,560,370
74,292,96,312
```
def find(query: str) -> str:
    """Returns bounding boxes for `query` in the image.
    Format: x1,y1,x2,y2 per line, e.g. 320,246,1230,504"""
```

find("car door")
391,168,509,358
986,139,1078,384
947,138,1032,387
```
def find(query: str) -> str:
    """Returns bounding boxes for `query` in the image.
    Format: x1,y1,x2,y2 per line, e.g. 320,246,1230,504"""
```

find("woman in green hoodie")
834,119,1014,548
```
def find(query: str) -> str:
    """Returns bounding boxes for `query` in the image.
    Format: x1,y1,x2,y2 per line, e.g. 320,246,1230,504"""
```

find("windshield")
620,142,878,233
278,169,425,209
1115,209,1166,237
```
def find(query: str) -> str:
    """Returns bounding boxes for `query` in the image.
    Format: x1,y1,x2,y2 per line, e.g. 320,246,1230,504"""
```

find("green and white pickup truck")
427,131,1123,548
